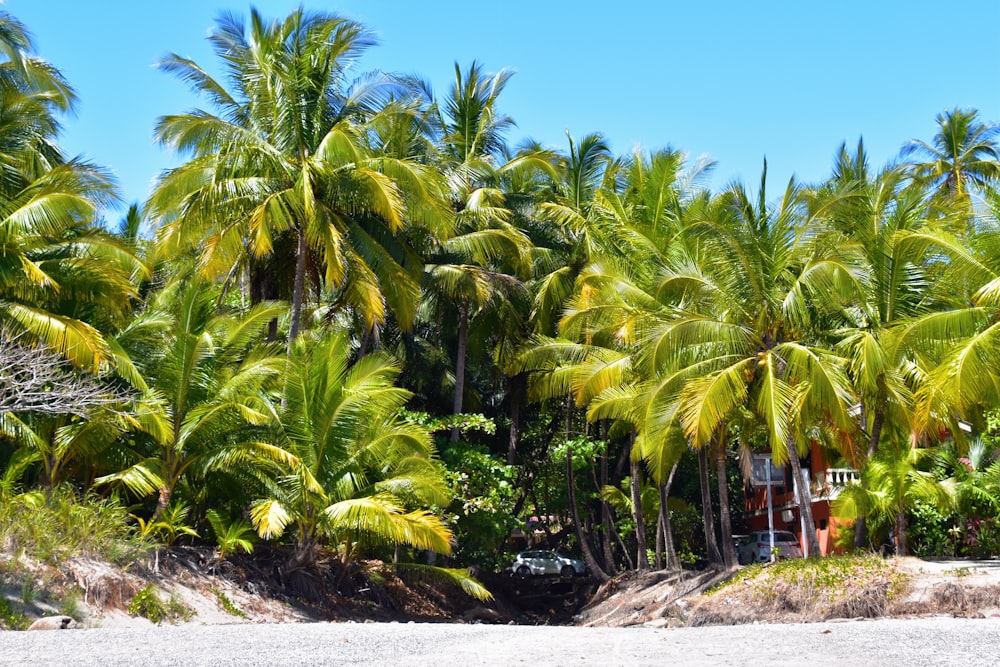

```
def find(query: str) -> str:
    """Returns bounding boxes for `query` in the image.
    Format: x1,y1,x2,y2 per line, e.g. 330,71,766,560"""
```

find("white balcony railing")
822,468,860,499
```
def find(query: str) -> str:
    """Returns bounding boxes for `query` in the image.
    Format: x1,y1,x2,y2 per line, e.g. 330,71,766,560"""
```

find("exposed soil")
7,548,1000,630
1,546,525,629
574,557,1000,628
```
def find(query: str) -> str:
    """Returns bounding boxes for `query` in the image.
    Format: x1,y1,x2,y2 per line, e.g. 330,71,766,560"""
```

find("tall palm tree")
0,12,139,369
891,189,1000,441
901,108,1000,220
555,148,728,568
149,8,445,349
517,148,717,571
666,163,861,556
419,62,536,432
532,132,619,334
815,140,936,548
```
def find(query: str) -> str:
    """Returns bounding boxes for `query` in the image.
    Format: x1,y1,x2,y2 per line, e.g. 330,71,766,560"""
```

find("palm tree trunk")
288,227,308,346
715,442,736,569
895,507,908,556
600,442,617,574
655,503,664,569
661,463,681,570
450,302,468,442
698,446,722,565
611,514,635,571
787,434,821,556
250,260,279,341
566,447,608,582
854,407,884,550
155,485,172,519
507,375,522,465
357,325,372,360
631,454,650,570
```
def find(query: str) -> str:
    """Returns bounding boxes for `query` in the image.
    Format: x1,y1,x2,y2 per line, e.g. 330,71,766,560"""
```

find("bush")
0,597,28,630
440,442,519,571
127,585,192,624
210,587,247,619
907,501,958,558
0,486,151,565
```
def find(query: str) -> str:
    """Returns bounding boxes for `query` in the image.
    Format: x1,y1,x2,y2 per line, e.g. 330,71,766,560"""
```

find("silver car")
738,530,803,564
512,550,587,578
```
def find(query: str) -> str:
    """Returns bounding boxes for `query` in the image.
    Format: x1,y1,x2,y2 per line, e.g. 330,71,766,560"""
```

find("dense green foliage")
0,486,150,565
5,6,1000,607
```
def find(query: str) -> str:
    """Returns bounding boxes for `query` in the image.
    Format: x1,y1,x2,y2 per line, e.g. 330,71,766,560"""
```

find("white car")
512,550,587,578
738,530,803,564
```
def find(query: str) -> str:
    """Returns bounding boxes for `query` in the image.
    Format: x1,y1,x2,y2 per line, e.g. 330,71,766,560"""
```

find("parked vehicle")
512,550,587,578
738,530,803,564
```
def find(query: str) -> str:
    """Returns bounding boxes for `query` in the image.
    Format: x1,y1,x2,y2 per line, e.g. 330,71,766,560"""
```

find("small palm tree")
96,277,287,517
250,331,452,570
206,509,256,559
834,442,954,555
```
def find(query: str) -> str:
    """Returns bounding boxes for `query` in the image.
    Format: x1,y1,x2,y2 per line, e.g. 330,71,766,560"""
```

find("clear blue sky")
8,1,1000,218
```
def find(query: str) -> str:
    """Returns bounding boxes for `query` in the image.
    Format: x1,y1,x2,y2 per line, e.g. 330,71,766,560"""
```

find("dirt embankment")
1,547,516,630
9,549,1000,630
573,556,1000,628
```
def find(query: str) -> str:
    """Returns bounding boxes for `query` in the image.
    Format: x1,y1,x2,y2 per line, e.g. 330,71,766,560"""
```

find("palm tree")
423,263,524,440
149,8,445,349
891,190,1000,444
901,108,1000,220
95,277,288,517
834,442,954,555
0,12,140,369
0,11,75,111
417,62,538,436
516,148,719,571
814,140,939,548
532,132,618,334
250,331,452,571
664,163,860,556
553,147,733,569
437,61,515,202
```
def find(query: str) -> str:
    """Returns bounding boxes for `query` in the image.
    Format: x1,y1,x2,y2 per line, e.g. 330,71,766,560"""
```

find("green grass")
210,586,247,619
0,486,152,566
127,585,193,625
0,597,28,630
942,567,981,577
693,554,912,624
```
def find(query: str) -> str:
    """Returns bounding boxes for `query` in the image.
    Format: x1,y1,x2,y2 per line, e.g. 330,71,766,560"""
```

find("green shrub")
0,597,28,631
0,486,151,565
907,501,958,558
127,585,193,625
210,587,247,619
59,588,83,621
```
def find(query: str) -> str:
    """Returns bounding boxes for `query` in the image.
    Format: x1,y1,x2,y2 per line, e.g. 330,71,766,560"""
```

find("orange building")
743,440,858,556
